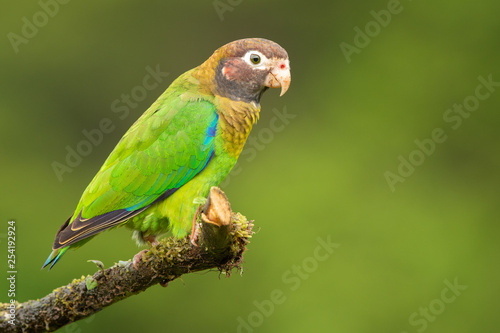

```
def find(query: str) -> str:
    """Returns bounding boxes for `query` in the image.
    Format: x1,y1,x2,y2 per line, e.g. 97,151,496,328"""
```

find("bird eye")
250,54,261,65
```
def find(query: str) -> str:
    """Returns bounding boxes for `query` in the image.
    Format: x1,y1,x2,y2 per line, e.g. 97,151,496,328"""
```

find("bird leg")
133,234,159,269
190,206,203,246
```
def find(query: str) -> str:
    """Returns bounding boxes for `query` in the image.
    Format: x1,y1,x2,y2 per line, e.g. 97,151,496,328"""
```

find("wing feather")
52,93,218,250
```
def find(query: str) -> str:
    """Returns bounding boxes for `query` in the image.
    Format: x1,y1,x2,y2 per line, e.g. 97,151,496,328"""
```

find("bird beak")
264,59,291,96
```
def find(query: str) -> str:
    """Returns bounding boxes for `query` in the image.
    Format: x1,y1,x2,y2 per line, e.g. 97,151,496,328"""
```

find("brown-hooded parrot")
43,38,291,269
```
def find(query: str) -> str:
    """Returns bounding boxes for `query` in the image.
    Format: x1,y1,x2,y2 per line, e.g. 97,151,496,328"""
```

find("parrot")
42,38,291,270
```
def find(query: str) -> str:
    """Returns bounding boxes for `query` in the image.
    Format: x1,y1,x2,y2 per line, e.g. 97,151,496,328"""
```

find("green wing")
52,89,218,250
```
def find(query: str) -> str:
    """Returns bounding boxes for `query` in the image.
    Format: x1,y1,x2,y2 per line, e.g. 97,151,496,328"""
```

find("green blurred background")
1,0,499,332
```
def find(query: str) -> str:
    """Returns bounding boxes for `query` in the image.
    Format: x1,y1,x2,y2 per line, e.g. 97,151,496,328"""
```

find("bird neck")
191,63,261,157
214,96,260,157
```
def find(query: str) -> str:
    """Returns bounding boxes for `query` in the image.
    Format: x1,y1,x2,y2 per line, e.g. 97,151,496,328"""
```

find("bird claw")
190,223,200,247
133,249,149,270
190,206,203,247
132,234,159,270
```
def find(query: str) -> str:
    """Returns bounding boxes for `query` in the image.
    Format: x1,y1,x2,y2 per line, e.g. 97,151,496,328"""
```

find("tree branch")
0,187,254,333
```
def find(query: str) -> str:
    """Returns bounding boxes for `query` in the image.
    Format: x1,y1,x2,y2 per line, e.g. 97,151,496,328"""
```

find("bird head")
198,38,291,104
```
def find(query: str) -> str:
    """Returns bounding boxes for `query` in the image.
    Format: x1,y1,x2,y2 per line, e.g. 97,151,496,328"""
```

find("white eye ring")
243,50,267,67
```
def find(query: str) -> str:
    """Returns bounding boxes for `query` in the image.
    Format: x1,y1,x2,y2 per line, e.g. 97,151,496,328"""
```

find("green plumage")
78,73,220,220
43,38,290,269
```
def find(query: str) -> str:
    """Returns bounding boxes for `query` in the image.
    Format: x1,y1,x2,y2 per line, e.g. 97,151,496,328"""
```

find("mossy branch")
0,187,254,333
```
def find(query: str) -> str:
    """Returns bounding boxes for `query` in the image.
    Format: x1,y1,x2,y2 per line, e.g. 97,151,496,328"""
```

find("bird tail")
42,246,69,270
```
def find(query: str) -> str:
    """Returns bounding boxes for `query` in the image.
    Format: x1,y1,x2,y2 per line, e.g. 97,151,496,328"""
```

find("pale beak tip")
279,79,290,96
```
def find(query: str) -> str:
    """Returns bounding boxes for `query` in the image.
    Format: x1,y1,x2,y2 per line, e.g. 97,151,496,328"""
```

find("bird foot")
133,235,159,269
190,223,201,247
133,249,149,269
190,206,203,247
